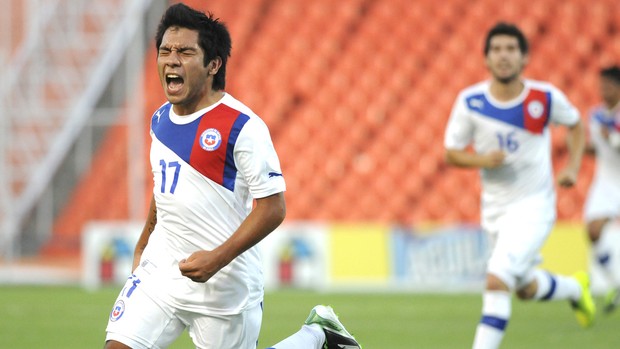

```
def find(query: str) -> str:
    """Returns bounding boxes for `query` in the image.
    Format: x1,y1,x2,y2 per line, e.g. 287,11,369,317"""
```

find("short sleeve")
233,117,286,199
549,86,580,126
444,93,474,150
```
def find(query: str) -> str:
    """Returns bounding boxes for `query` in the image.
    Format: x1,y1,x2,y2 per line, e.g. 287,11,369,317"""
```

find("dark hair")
484,22,528,56
600,65,620,84
155,3,232,90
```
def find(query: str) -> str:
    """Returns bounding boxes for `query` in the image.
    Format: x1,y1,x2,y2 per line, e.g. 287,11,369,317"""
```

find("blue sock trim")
541,273,557,301
481,315,508,331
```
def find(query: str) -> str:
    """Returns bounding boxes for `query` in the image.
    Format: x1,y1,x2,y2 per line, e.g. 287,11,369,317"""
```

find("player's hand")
556,167,578,188
178,250,224,283
482,150,505,169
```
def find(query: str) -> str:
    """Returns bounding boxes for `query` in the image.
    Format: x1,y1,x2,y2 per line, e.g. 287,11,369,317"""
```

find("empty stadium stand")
28,0,620,256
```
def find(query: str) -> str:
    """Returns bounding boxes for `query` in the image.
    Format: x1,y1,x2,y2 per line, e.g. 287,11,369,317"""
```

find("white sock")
472,291,511,349
532,269,581,301
268,324,325,349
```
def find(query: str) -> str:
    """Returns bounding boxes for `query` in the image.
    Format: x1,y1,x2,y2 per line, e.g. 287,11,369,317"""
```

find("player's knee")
516,284,536,300
486,274,510,291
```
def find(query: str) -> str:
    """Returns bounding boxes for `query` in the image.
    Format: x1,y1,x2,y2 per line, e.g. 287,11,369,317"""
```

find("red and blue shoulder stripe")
151,103,250,191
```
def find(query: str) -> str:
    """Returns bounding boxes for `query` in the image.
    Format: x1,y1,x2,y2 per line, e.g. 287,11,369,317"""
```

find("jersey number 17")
159,159,181,194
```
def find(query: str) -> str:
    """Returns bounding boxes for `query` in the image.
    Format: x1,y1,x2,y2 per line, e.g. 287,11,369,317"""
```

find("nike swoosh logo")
338,345,359,349
268,172,283,178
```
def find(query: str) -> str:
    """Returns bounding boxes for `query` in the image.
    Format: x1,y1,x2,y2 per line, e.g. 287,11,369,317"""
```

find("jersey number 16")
496,131,519,153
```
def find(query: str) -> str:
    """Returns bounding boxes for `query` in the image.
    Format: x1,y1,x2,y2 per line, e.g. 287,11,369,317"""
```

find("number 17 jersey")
141,93,286,315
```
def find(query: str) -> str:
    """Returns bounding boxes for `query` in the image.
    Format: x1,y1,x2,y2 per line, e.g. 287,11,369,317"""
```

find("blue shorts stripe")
481,315,508,331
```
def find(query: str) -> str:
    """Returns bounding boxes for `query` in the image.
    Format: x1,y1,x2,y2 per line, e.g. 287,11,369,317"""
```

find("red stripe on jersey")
523,89,550,134
189,104,241,186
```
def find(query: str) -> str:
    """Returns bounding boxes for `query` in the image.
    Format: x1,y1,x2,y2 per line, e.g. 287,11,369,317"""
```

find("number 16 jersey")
444,79,580,228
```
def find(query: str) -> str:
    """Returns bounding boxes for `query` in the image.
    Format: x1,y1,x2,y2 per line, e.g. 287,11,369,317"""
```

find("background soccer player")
583,65,620,314
443,22,593,349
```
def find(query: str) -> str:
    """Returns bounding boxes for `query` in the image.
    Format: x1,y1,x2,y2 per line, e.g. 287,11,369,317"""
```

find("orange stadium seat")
46,0,620,252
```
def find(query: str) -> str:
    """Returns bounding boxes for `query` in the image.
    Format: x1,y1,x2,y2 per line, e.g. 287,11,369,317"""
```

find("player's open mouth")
166,74,184,93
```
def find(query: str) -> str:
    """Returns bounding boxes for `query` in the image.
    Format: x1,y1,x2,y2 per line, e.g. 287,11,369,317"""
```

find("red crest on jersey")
523,89,550,134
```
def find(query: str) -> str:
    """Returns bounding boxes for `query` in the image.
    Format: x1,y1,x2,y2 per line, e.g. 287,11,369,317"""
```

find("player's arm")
443,93,505,169
445,148,506,169
557,118,586,187
584,113,597,156
584,118,596,156
584,125,596,156
178,117,286,282
132,194,157,271
178,192,286,283
584,140,596,156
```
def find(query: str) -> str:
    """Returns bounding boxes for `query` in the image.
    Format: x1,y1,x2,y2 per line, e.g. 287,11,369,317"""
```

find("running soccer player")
583,65,620,314
444,22,594,349
103,3,360,349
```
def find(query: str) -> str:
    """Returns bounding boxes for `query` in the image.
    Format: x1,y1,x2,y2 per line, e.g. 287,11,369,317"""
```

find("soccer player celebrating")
444,22,594,349
583,66,620,314
103,3,360,349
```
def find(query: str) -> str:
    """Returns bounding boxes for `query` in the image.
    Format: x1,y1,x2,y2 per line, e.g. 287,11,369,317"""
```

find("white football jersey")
137,93,286,315
444,80,580,228
588,103,620,181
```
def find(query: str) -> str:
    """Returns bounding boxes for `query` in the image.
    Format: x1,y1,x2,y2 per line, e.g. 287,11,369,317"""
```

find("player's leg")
472,273,512,349
185,302,262,349
516,269,582,302
516,269,594,327
592,219,620,313
266,324,324,349
584,178,620,312
105,274,186,349
473,218,556,349
588,217,616,274
268,305,361,349
472,219,531,349
510,218,595,327
588,218,620,310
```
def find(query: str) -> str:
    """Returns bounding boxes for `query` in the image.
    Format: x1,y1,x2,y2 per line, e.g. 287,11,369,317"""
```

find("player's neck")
489,78,524,102
173,90,225,116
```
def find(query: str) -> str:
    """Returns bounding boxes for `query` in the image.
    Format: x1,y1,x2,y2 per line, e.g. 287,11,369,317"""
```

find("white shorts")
105,275,262,349
485,218,554,291
584,176,620,222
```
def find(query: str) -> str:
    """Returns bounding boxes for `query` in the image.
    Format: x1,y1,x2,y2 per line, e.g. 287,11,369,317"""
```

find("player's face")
157,26,211,114
600,76,620,108
485,35,528,84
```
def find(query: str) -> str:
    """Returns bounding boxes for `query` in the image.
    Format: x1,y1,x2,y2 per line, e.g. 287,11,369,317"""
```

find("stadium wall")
81,220,620,294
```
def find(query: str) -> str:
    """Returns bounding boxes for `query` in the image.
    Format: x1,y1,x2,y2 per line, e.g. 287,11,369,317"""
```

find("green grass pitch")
0,286,618,348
